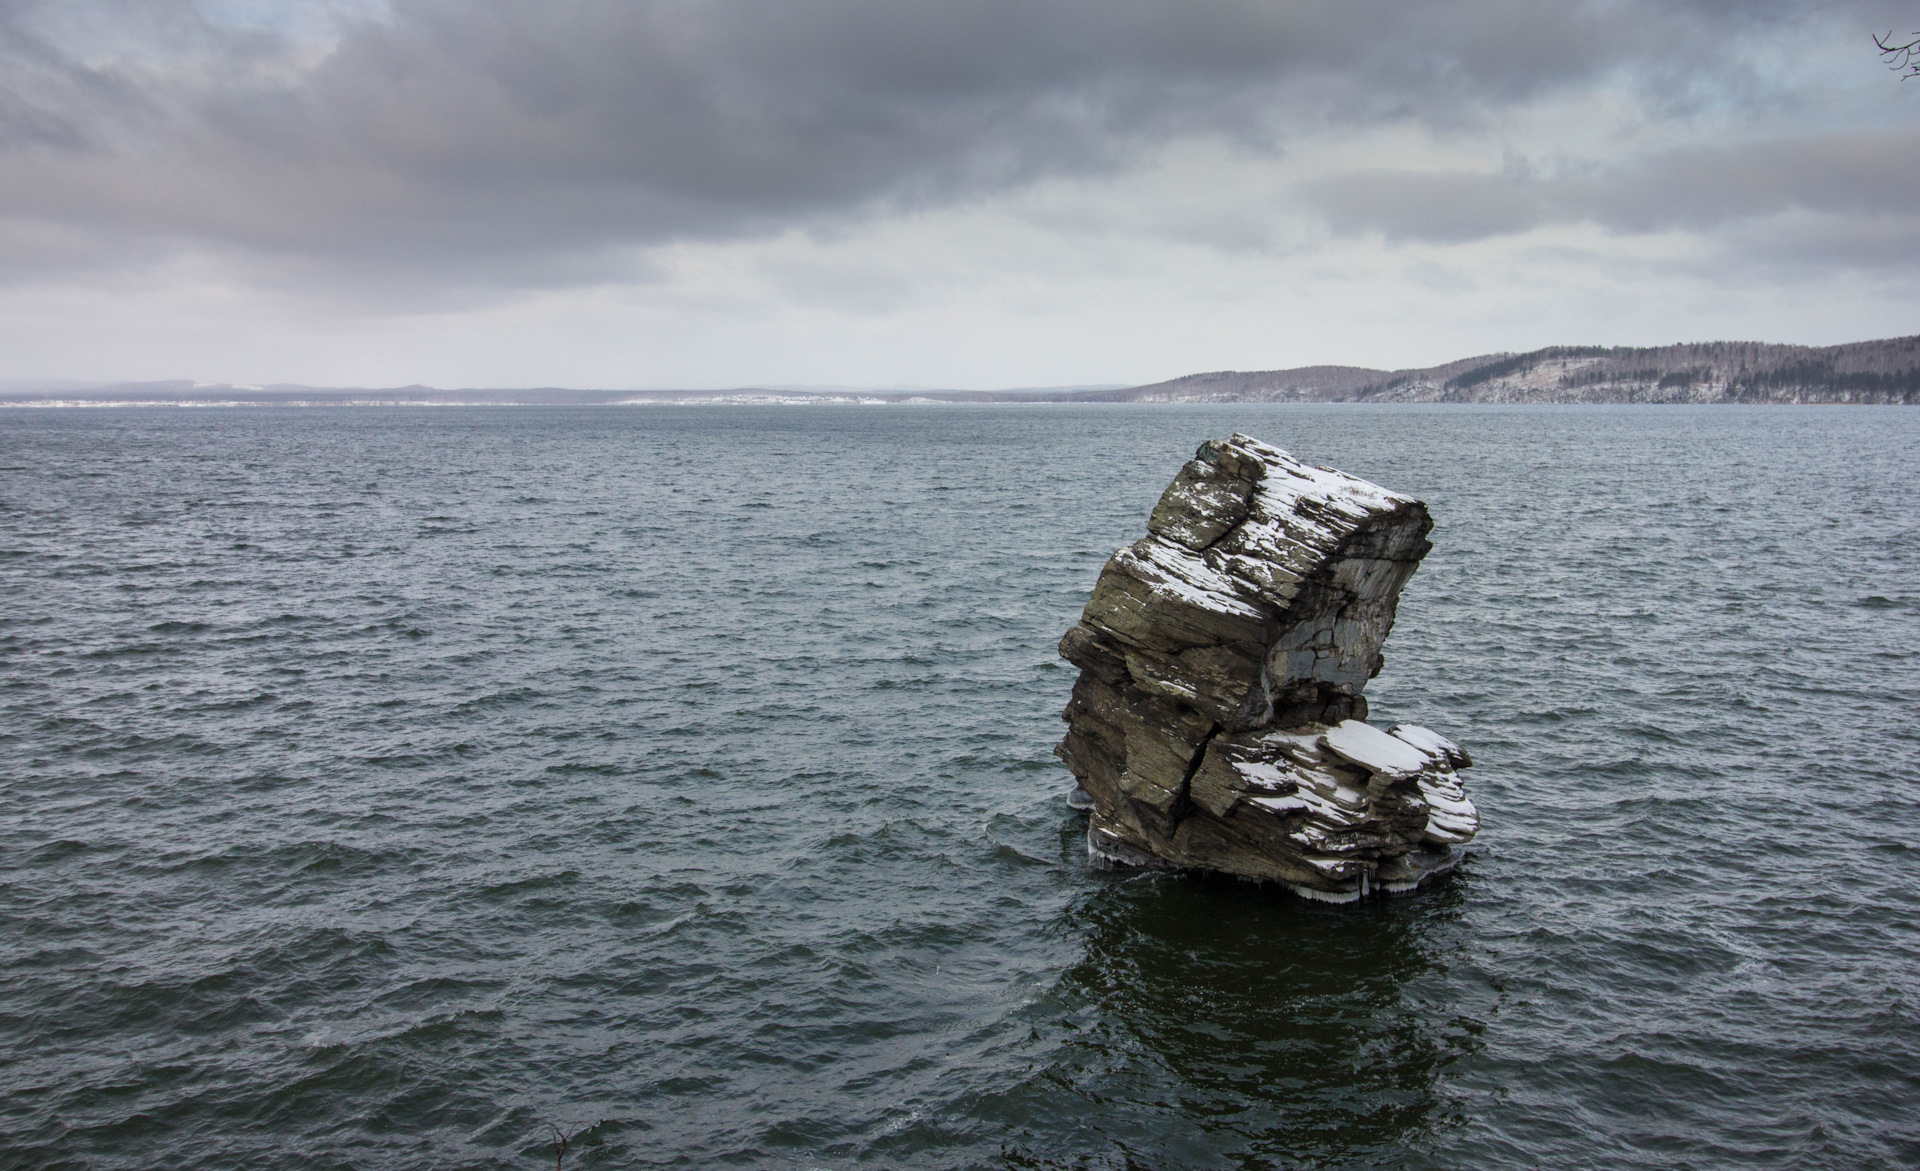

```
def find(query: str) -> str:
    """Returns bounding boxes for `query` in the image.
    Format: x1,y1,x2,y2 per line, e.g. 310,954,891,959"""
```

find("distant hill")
1094,335,1920,404
5,336,1915,406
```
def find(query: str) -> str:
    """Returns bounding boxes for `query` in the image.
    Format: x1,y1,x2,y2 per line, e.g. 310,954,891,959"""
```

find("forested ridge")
1101,335,1920,404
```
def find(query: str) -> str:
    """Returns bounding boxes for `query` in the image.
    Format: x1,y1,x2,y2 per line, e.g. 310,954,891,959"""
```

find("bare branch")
1875,30,1920,79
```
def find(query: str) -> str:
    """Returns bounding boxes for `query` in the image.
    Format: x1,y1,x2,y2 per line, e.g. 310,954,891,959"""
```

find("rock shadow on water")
981,864,1477,1169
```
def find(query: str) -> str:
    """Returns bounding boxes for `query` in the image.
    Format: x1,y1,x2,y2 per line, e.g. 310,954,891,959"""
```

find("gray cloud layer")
1305,126,1920,246
0,0,1904,290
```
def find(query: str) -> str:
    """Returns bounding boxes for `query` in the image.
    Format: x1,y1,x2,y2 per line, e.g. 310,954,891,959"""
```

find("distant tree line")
1725,363,1920,404
1442,347,1609,392
1429,340,1920,404
1556,365,1710,390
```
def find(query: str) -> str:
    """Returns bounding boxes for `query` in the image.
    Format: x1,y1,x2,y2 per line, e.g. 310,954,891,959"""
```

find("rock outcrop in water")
1055,433,1477,901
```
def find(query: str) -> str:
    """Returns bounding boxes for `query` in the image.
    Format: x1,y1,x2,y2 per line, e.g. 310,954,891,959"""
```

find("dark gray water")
3,404,1917,1170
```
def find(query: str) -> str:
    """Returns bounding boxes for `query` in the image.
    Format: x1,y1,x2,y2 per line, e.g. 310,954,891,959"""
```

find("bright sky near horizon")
3,0,1918,389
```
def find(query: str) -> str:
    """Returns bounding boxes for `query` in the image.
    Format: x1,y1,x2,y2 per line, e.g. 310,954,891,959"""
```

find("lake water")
3,404,1917,1169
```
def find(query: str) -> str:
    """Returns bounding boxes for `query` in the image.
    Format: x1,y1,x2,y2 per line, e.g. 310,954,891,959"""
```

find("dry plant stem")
550,1122,578,1170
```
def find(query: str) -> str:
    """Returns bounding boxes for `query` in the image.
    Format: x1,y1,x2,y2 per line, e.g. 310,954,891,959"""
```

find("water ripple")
1,404,1916,1169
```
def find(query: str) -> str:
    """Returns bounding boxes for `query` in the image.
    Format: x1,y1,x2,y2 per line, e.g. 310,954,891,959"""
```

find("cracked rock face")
1054,433,1478,902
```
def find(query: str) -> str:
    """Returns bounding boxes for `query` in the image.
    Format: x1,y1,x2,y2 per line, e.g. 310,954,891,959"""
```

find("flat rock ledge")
1054,433,1479,902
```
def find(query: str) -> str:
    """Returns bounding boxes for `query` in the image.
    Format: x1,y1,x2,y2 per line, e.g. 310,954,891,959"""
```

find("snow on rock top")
1388,722,1472,769
1321,719,1435,778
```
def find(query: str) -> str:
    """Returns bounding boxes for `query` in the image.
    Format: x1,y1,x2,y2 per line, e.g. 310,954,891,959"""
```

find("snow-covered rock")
1055,434,1478,901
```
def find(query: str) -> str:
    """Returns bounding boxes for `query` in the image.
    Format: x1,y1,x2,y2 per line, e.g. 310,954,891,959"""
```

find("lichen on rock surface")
1054,433,1478,902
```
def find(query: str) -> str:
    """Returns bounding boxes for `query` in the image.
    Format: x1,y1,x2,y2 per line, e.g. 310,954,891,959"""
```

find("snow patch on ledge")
1320,719,1432,778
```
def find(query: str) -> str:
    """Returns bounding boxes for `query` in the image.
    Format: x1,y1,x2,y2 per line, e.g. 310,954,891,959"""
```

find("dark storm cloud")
0,0,1894,286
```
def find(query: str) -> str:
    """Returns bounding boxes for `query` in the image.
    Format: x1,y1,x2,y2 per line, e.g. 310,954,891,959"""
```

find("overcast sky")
3,0,1918,388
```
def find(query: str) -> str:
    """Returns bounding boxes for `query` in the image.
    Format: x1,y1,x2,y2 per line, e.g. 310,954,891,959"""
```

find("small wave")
28,838,90,860
478,869,581,900
1855,594,1913,610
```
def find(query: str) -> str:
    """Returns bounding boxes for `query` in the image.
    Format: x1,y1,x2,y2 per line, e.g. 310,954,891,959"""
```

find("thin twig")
1874,30,1920,79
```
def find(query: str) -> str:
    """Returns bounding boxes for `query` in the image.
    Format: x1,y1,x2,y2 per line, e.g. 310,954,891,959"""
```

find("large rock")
1055,433,1478,902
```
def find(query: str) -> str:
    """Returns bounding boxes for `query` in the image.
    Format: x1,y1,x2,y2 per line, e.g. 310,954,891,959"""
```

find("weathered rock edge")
1053,433,1479,902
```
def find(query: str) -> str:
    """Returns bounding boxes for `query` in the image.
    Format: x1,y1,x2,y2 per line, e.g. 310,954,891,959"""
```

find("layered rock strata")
1054,433,1478,901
